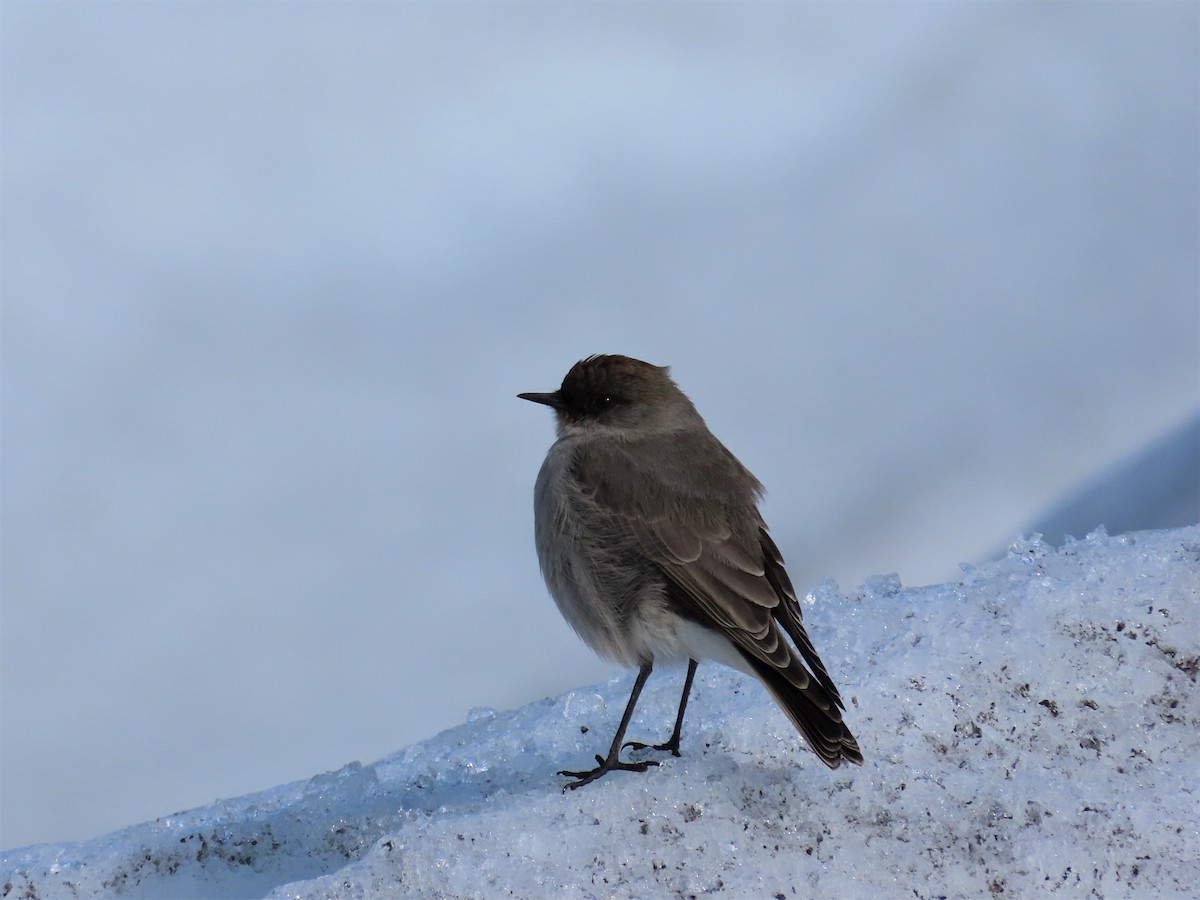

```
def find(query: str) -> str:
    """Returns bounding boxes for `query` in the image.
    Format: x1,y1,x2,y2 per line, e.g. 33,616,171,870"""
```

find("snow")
4,524,1197,898
3,2,1198,850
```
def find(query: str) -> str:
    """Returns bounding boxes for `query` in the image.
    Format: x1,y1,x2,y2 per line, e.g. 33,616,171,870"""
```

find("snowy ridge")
4,525,1198,899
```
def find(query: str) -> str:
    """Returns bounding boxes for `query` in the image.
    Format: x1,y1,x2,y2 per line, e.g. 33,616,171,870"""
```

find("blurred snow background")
2,2,1197,850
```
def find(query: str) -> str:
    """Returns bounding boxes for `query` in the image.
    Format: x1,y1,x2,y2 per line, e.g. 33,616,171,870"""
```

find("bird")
519,354,862,789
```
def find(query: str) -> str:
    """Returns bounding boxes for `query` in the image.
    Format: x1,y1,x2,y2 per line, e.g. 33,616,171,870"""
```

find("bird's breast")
531,441,650,667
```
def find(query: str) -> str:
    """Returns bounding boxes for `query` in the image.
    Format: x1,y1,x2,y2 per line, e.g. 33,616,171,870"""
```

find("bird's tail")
746,654,864,768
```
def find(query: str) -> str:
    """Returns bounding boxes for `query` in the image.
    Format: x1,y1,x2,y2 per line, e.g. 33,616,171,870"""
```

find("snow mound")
4,526,1198,899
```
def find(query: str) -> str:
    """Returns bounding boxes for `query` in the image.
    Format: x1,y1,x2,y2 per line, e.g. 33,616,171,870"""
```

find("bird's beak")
518,391,562,410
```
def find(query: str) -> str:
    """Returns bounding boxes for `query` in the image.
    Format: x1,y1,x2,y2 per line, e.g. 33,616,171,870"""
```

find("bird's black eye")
583,394,621,416
558,387,620,419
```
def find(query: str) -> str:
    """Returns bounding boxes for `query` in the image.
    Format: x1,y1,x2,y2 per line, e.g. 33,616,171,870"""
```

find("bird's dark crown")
556,354,667,418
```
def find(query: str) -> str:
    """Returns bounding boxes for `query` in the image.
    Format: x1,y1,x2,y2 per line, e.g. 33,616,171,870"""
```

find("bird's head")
519,354,699,439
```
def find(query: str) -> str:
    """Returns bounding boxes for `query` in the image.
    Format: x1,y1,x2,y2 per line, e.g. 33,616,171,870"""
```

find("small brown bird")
520,354,862,788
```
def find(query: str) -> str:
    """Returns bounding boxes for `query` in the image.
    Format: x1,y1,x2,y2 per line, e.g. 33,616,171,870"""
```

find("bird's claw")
558,756,660,790
623,739,683,758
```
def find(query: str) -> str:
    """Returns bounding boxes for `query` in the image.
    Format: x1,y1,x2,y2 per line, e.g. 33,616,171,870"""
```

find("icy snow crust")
4,526,1198,899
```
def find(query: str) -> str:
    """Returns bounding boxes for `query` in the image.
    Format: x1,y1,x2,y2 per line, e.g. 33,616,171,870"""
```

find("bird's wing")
651,519,841,702
572,438,844,706
571,438,863,767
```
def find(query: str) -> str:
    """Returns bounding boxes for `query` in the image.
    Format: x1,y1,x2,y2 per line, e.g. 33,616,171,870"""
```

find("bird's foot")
558,753,659,790
623,737,683,758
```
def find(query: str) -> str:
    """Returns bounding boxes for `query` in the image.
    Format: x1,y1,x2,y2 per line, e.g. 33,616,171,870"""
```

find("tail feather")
747,654,864,768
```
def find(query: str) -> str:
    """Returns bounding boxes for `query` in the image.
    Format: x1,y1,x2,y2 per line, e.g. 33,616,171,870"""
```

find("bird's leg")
624,658,697,757
560,663,658,789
